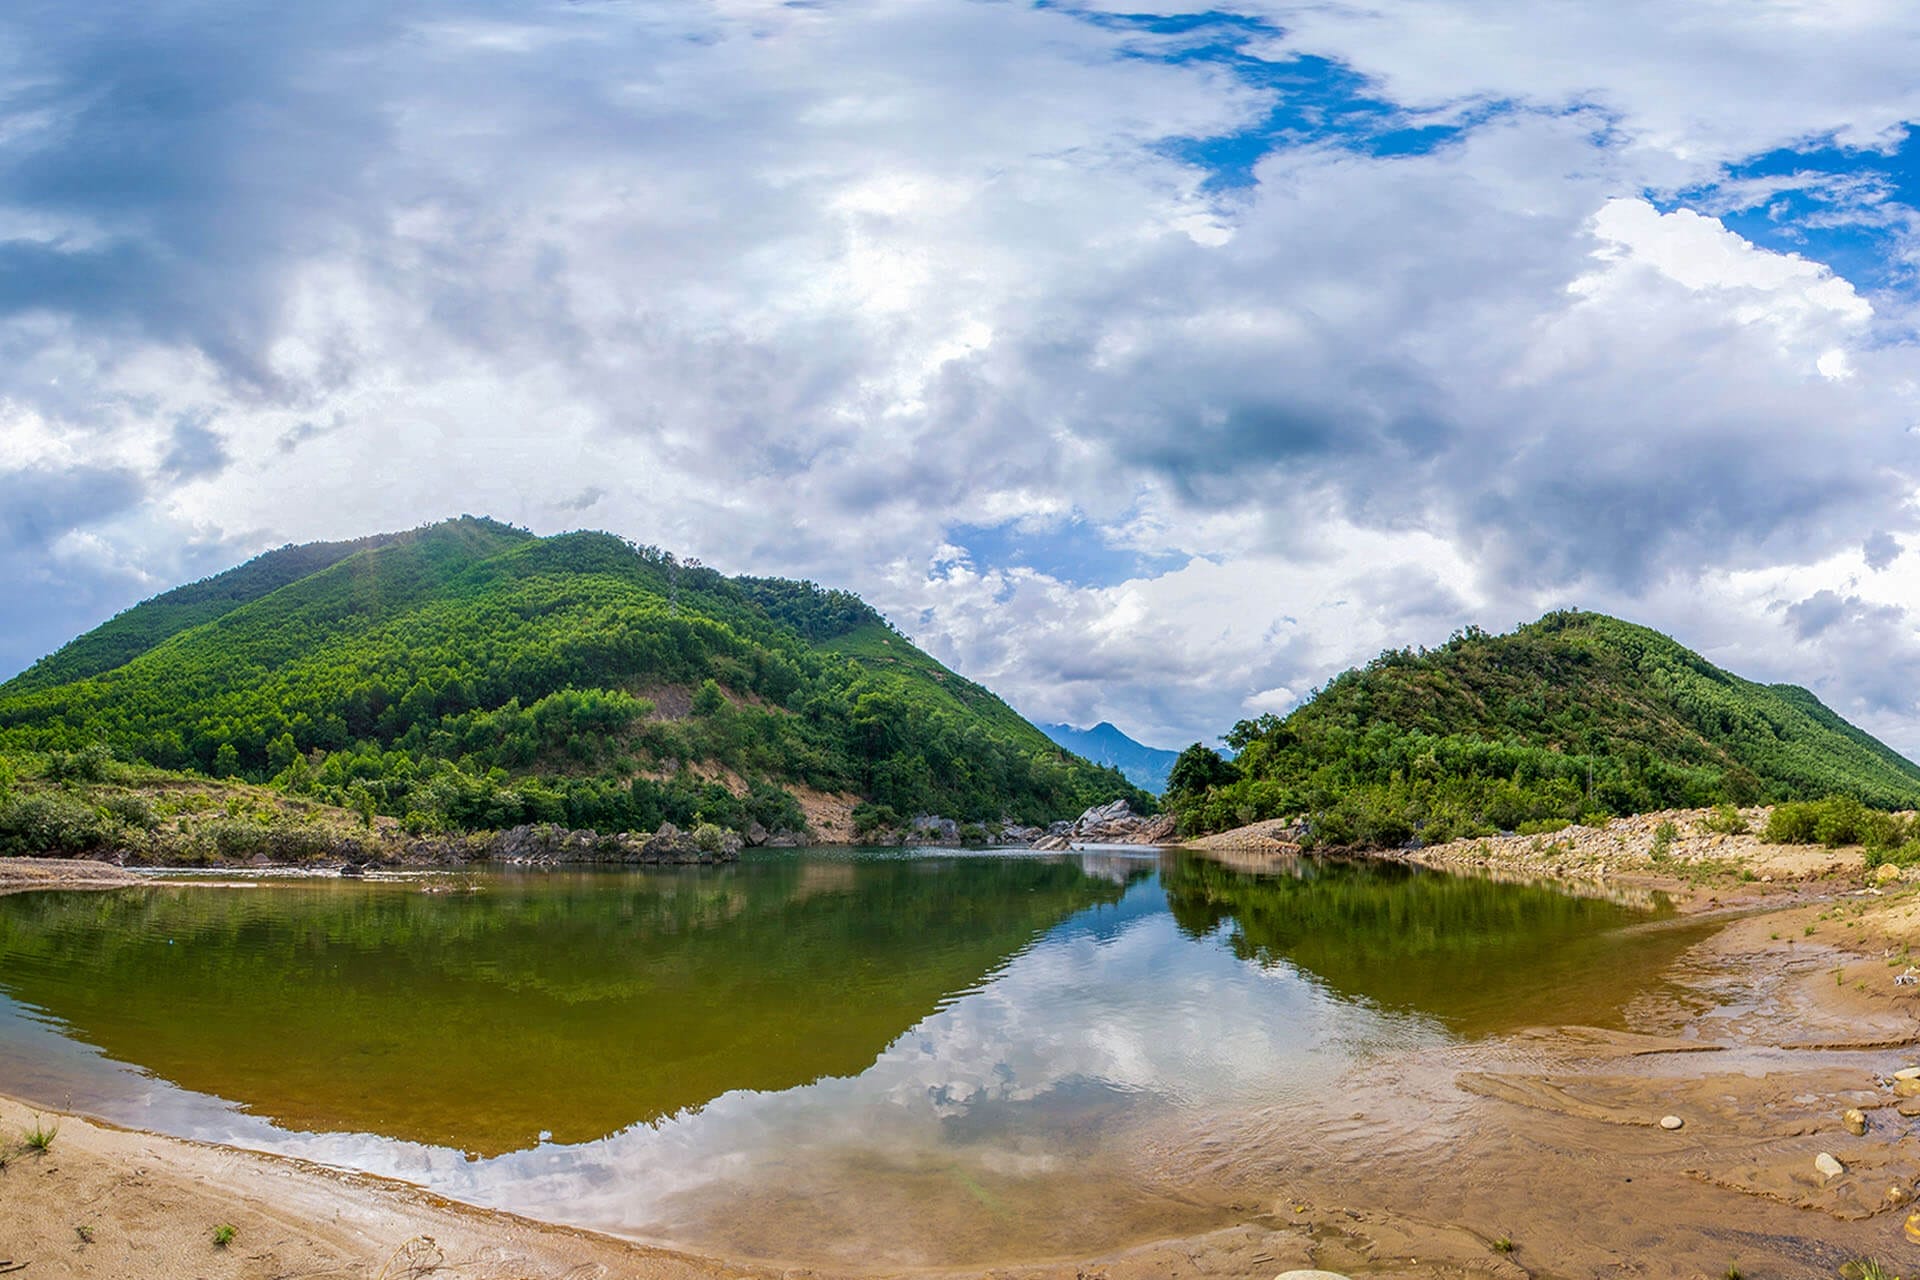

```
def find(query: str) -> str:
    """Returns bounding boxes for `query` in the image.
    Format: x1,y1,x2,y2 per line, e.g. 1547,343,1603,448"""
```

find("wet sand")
7,831,1920,1278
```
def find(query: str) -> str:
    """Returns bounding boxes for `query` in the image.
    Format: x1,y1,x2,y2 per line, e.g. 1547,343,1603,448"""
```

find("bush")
1516,818,1571,836
46,743,118,784
1763,801,1821,844
851,802,900,836
692,822,727,853
100,792,158,831
1762,795,1906,848
0,793,115,855
1864,840,1920,870
1700,803,1749,835
1651,819,1679,860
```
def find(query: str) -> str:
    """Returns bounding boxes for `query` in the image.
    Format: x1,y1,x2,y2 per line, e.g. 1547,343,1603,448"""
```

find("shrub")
0,793,114,856
691,822,727,853
46,743,118,784
1864,840,1920,871
1762,796,1906,848
1516,818,1570,836
1700,803,1749,835
1651,820,1679,860
1764,801,1821,844
851,802,900,836
101,792,158,831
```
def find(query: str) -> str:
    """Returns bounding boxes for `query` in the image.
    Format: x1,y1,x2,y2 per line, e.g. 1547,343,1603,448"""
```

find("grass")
1725,1266,1743,1280
1841,1260,1899,1280
213,1223,237,1249
74,1225,94,1244
1491,1234,1515,1253
23,1113,57,1152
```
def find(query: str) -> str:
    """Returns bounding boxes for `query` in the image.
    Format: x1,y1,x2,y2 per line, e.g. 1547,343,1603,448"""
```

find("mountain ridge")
1167,609,1920,846
0,517,1149,842
1039,721,1181,793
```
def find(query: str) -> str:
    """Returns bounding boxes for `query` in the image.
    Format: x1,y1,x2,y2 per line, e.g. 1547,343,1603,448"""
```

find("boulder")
910,814,961,842
1845,1108,1868,1137
1876,862,1904,885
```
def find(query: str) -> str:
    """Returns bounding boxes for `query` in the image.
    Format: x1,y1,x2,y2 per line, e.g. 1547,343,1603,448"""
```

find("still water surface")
0,848,1702,1265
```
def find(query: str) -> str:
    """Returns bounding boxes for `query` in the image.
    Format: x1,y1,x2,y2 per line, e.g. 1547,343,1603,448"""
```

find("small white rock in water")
1660,1114,1685,1130
1845,1108,1868,1137
1816,1152,1846,1180
1275,1273,1353,1280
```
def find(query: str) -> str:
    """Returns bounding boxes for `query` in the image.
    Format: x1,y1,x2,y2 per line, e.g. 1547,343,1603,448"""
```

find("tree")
691,679,726,717
1167,743,1237,797
213,743,241,778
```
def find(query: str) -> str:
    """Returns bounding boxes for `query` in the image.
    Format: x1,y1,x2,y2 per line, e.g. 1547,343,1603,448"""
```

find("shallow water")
0,847,1708,1265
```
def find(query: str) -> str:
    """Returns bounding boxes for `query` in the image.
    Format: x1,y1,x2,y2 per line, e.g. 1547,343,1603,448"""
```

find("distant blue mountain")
1040,721,1181,794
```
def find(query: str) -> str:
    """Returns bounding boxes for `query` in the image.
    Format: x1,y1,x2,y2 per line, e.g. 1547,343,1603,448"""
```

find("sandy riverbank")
0,858,147,896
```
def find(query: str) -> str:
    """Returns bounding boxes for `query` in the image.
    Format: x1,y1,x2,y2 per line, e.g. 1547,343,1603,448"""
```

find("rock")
744,821,769,848
1845,1108,1868,1137
637,822,743,862
1032,834,1072,852
1894,1068,1920,1097
1074,798,1134,828
1815,1152,1846,1180
1888,1184,1911,1206
910,814,960,842
1274,1273,1353,1280
1907,1209,1920,1244
1659,1114,1684,1130
1877,862,1903,884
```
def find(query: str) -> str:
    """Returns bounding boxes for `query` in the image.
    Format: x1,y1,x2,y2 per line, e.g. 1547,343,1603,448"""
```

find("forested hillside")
1167,610,1920,846
0,517,1146,846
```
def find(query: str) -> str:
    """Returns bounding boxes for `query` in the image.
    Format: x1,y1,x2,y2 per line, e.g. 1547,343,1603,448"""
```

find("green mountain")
1168,610,1920,846
0,517,1148,838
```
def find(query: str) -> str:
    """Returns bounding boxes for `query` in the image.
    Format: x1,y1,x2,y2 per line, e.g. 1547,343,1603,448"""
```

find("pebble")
1275,1273,1353,1280
1845,1108,1868,1137
1816,1152,1846,1180
1659,1115,1684,1130
1908,1210,1920,1244
1889,1185,1911,1206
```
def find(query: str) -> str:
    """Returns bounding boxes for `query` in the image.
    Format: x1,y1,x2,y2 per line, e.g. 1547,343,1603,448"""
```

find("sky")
9,2,1920,755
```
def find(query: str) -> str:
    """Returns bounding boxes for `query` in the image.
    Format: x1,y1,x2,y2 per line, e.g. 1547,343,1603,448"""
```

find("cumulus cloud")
5,0,1920,753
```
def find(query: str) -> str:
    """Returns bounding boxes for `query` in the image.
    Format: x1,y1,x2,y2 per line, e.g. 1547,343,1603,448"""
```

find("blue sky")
7,0,1920,753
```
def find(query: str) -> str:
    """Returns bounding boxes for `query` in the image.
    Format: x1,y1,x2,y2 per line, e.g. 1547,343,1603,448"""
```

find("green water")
0,848,1704,1264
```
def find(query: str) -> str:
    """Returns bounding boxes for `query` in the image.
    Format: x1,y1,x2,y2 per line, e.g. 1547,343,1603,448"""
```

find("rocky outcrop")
858,803,1175,849
456,822,743,866
1067,799,1177,844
